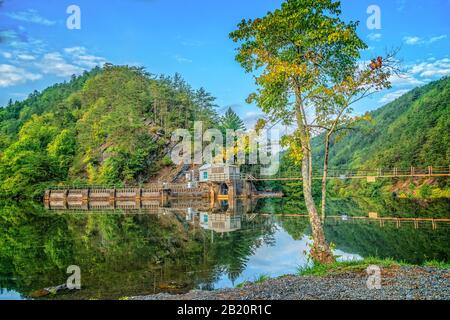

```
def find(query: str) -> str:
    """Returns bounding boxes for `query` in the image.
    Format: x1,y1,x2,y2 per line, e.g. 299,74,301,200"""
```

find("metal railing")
241,166,450,180
47,182,207,191
46,166,449,189
209,173,243,182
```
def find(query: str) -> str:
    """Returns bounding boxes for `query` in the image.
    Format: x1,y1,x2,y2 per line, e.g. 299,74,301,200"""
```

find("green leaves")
230,0,366,126
48,129,77,171
0,114,63,197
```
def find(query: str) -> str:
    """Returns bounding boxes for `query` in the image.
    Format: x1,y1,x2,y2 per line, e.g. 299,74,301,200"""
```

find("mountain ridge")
0,65,218,197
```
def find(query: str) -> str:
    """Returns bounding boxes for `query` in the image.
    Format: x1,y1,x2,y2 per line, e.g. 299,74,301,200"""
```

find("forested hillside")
312,77,450,169
1,67,448,199
0,65,218,197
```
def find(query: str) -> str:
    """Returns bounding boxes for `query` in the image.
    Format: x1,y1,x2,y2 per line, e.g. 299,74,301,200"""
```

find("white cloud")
403,34,448,45
241,110,266,130
36,47,107,77
6,9,56,26
173,54,192,64
1,32,107,86
1,31,107,83
419,69,450,78
245,111,263,118
0,30,46,53
75,54,107,68
1,51,12,59
429,35,448,43
408,58,450,78
389,74,424,87
379,89,411,104
64,46,87,55
403,36,422,45
17,53,36,61
37,52,84,77
367,33,382,41
0,64,42,87
387,58,450,89
64,46,107,68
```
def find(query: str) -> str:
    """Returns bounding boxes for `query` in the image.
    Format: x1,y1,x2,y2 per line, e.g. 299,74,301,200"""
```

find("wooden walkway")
244,166,450,181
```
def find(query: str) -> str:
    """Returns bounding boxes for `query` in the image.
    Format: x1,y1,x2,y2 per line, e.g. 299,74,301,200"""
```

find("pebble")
132,266,450,300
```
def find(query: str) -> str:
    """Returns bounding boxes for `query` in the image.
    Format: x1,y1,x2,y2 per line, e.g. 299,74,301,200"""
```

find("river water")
0,197,449,300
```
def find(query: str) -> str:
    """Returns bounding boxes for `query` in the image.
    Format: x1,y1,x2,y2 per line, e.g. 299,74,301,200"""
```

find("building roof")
199,163,212,171
199,163,239,170
213,163,238,168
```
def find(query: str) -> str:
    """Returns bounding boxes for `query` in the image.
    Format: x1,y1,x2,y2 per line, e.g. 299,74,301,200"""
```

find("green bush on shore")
297,257,449,276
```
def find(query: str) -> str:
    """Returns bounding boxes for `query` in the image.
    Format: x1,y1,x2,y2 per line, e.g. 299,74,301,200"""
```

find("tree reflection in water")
0,196,449,299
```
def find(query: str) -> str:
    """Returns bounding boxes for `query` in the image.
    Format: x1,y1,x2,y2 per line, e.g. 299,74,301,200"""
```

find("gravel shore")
133,266,450,300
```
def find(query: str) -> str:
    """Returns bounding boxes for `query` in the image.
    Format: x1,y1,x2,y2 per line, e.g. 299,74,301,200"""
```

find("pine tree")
220,107,246,132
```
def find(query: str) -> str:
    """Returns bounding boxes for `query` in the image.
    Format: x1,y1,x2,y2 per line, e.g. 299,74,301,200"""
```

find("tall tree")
230,0,367,263
193,87,219,128
220,107,246,132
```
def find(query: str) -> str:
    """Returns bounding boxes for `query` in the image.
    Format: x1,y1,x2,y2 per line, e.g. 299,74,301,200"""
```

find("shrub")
418,184,432,198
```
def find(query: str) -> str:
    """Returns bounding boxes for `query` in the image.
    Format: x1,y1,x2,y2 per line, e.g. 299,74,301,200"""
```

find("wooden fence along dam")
44,165,449,210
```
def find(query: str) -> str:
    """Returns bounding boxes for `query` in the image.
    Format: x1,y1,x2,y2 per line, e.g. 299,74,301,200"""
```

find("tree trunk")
321,133,331,222
294,88,334,264
301,140,335,264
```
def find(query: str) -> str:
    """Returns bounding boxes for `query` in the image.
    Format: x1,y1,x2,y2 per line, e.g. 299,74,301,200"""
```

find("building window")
203,172,208,180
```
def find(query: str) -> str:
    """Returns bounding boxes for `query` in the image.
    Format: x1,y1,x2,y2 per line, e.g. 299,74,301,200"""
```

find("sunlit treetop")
230,0,367,124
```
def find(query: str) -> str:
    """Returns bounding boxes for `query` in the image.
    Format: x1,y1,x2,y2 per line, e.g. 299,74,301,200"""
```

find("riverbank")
131,260,450,300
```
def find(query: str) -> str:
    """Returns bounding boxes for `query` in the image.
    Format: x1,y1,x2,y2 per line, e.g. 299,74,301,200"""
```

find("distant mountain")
0,65,218,197
313,77,450,169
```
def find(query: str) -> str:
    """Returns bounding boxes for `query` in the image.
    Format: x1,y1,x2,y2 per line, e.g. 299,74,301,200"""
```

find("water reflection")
0,197,449,299
0,289,25,300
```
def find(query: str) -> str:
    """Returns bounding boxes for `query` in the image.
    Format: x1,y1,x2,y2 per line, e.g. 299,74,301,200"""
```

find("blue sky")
0,0,449,128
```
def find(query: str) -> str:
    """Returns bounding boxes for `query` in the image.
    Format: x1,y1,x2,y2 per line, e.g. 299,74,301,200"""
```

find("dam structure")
44,164,282,210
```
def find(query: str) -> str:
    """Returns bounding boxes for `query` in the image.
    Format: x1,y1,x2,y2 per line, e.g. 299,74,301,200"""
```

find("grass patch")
423,260,450,269
297,257,450,277
297,257,406,276
235,274,271,288
235,282,248,289
254,274,270,284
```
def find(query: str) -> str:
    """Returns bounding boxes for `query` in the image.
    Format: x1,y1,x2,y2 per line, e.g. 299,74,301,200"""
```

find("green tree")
230,0,366,263
220,107,246,132
193,87,219,128
47,129,77,177
0,114,60,197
